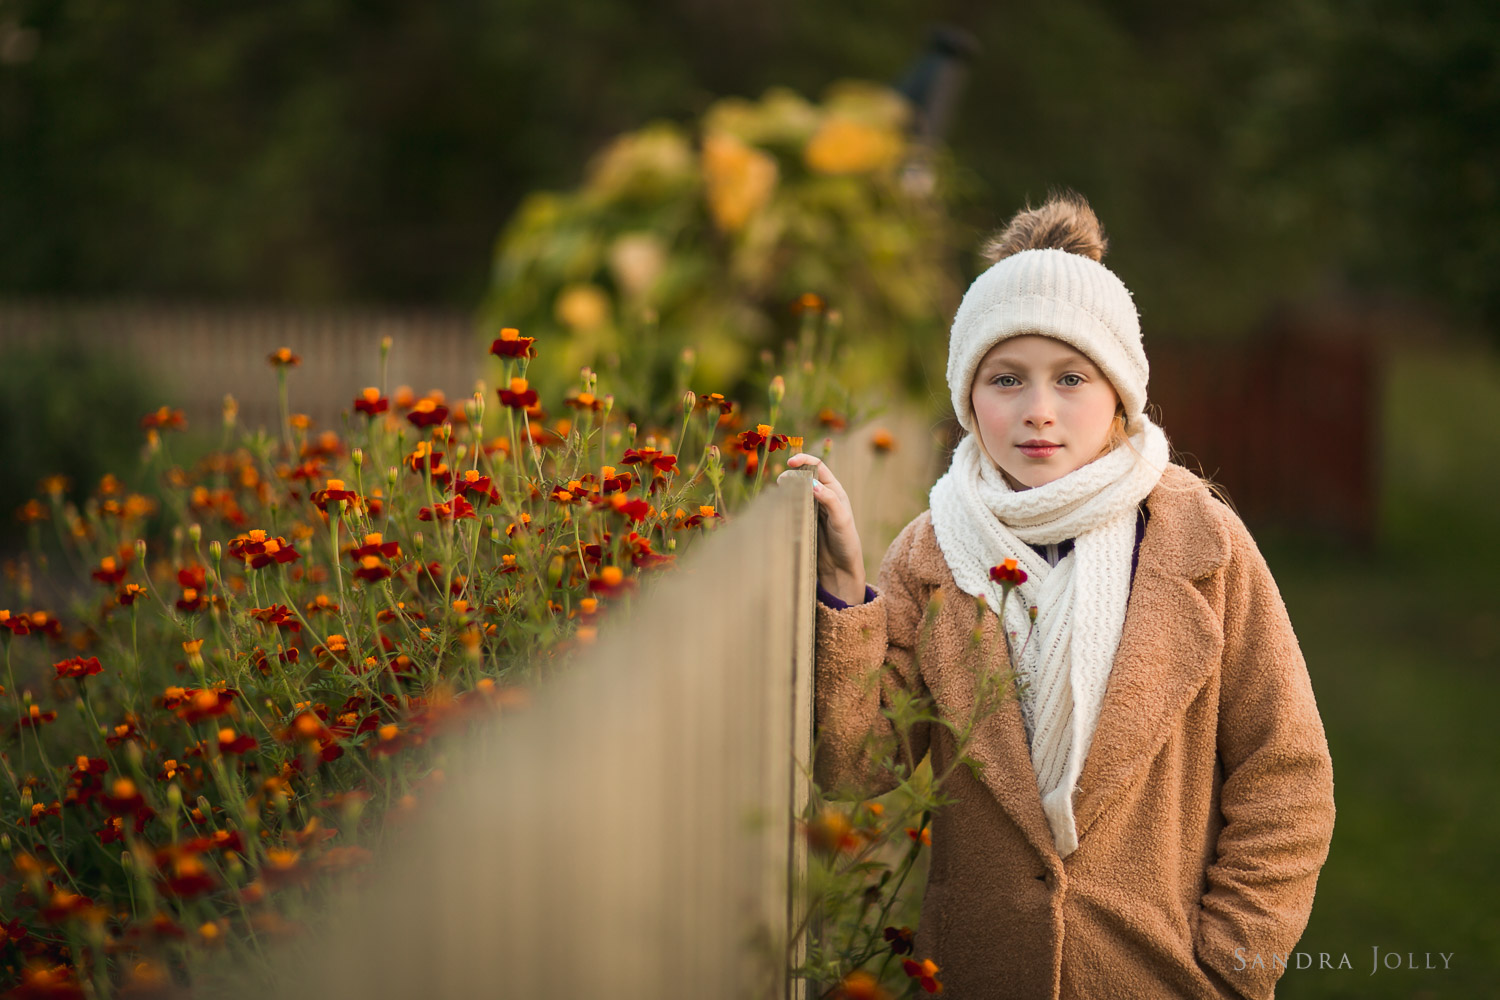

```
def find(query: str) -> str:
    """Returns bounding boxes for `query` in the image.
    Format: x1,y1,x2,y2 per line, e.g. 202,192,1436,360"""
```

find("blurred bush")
481,81,963,430
0,337,167,551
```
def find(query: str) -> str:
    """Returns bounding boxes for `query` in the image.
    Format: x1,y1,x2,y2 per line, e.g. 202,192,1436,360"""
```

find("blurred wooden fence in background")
0,300,481,432
0,296,1380,543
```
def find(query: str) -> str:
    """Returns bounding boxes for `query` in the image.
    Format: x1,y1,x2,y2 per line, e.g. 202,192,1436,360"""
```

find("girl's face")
969,334,1122,489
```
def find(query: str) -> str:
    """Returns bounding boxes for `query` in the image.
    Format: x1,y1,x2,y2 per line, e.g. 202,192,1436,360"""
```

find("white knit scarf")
928,415,1170,856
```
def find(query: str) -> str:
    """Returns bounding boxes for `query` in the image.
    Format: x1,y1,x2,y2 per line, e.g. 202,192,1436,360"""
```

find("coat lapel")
1070,465,1230,842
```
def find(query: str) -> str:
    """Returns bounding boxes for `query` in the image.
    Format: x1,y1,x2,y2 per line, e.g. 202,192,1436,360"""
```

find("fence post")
785,467,816,999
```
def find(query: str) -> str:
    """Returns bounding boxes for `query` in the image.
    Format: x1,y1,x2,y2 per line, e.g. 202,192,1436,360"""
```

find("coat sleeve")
1194,511,1336,999
811,514,934,799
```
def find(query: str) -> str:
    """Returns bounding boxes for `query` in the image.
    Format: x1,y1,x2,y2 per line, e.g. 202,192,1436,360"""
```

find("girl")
782,193,1335,999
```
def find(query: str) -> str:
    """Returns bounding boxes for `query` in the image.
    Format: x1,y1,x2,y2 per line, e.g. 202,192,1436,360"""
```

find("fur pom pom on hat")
948,192,1149,431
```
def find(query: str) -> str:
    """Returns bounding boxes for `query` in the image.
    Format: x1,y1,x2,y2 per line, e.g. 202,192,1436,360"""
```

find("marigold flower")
140,405,187,431
418,494,476,521
228,530,301,569
832,970,891,1000
54,655,103,679
489,326,536,359
309,478,362,512
696,392,733,414
90,555,129,585
406,397,450,428
18,703,57,728
498,377,539,409
901,957,943,994
736,424,790,452
593,493,652,522
267,347,301,368
883,925,916,955
218,727,259,755
621,447,679,476
804,806,860,855
306,594,340,615
454,469,496,501
676,504,722,529
906,825,931,846
818,408,848,430
354,387,389,416
118,583,148,606
989,559,1027,589
871,429,897,453
175,687,236,723
564,390,602,411
250,604,300,631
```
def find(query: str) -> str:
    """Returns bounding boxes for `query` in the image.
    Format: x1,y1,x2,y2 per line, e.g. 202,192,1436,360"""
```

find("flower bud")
197,795,212,816
0,834,10,852
135,538,148,562
351,448,364,468
682,390,696,415
188,523,202,545
167,784,183,809
380,335,393,358
601,395,615,418
769,375,785,405
208,540,222,561
413,531,424,553
387,466,400,488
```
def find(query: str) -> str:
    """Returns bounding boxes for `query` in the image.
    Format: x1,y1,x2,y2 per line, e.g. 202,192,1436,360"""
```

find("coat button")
1035,873,1047,881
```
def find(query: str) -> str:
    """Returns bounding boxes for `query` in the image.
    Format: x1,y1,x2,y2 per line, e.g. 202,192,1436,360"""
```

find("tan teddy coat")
813,464,1335,999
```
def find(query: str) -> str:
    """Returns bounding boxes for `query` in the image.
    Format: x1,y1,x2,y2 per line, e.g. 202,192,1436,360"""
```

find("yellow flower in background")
804,116,904,175
702,132,778,233
554,284,611,332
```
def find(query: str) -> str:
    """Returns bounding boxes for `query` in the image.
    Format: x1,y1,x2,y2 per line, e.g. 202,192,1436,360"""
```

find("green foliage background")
2,0,1496,340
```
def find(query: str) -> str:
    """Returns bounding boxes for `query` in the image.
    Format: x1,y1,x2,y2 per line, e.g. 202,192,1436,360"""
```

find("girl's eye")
994,374,1020,387
1059,374,1084,387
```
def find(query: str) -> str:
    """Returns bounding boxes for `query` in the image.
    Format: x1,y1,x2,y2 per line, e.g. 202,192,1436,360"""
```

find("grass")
1261,340,1500,999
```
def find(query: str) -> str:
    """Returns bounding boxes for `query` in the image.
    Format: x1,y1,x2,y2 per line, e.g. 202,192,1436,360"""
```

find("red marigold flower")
27,799,61,826
906,825,931,846
175,687,237,723
354,386,389,416
18,703,57,729
901,957,943,994
140,406,187,431
549,481,582,505
158,848,217,897
454,469,494,499
564,390,602,411
736,424,790,452
250,604,300,631
406,398,450,428
306,594,340,615
674,504,722,529
228,529,301,569
831,971,891,1000
804,806,860,856
16,498,47,522
309,478,361,512
620,447,678,476
102,777,146,816
268,347,301,368
54,656,103,679
592,493,652,523
871,429,897,453
118,583,148,606
348,532,400,560
354,555,393,582
489,326,536,359
884,925,915,955
90,555,129,585
498,377,539,409
989,558,1027,589
418,494,475,521
217,727,259,755
696,392,733,414
587,565,634,597
404,441,446,475
818,408,848,430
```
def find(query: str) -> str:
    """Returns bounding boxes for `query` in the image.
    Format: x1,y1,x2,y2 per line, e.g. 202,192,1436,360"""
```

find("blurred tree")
0,0,1494,342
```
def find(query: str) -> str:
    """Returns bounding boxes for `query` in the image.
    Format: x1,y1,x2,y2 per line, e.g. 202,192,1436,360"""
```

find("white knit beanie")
947,247,1148,432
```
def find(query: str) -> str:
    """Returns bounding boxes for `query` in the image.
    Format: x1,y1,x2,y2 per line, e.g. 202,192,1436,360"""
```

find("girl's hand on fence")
779,454,866,605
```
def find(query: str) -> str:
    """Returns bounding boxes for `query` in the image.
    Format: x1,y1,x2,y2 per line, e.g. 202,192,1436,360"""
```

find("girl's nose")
1022,389,1056,426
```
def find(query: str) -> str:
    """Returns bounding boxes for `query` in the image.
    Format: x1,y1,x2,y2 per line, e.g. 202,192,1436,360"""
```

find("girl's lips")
1017,444,1061,458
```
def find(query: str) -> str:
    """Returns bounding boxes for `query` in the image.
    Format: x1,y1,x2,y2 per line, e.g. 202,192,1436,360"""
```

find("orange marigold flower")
306,594,340,615
249,604,300,631
354,387,389,416
884,925,915,955
268,347,301,368
140,406,187,431
348,532,400,560
587,564,633,597
871,429,896,453
905,825,931,846
564,390,602,411
454,469,496,500
791,292,826,315
498,377,539,409
418,494,475,521
54,656,103,679
118,583,148,605
489,326,536,359
90,555,129,585
16,498,48,522
736,424,790,452
832,970,892,1000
